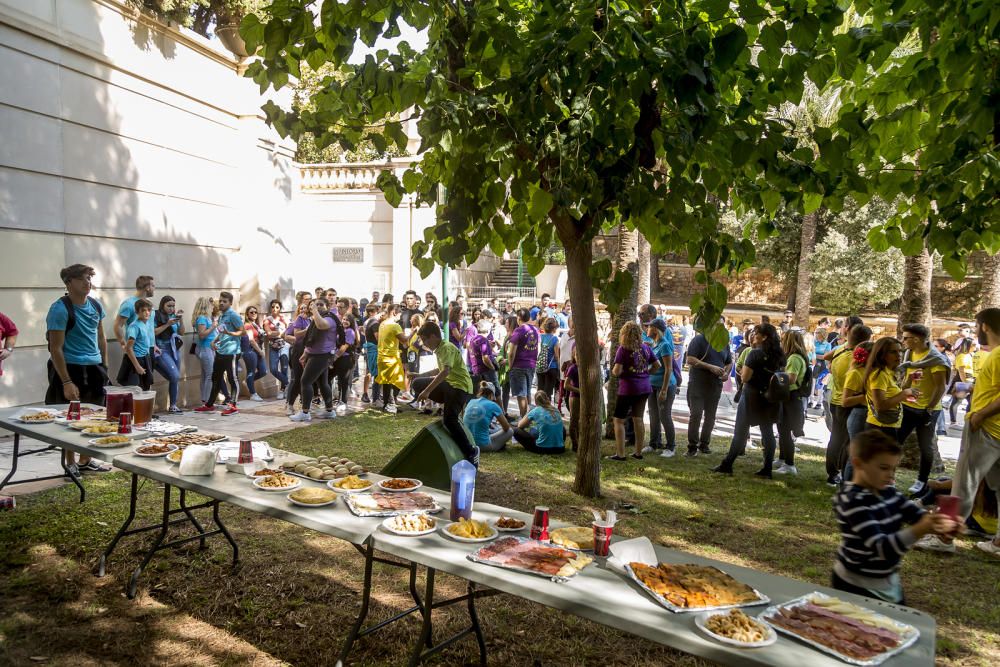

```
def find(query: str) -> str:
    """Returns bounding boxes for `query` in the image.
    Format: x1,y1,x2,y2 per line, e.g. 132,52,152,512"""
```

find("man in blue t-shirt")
113,275,154,347
45,263,111,475
195,291,244,415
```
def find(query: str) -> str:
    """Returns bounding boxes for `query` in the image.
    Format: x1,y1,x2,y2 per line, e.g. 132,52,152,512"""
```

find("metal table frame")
1,431,87,502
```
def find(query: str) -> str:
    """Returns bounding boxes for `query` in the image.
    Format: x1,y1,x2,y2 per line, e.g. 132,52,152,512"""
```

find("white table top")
2,410,937,666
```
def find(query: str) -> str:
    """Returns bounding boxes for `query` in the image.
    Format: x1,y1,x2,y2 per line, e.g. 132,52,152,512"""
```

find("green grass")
1,410,998,666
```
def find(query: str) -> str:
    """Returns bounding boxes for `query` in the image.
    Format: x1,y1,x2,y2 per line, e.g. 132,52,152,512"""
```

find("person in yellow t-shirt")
376,304,408,414
863,337,916,432
922,308,1000,558
897,324,948,495
824,324,873,485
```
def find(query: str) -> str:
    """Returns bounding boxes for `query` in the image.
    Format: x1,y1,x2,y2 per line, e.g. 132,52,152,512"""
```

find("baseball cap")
647,318,667,333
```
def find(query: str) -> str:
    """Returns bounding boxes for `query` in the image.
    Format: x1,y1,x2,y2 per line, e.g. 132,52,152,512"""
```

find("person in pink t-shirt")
0,311,18,376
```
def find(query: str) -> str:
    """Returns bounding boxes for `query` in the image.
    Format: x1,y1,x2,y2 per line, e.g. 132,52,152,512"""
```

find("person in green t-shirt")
775,330,810,475
411,321,478,465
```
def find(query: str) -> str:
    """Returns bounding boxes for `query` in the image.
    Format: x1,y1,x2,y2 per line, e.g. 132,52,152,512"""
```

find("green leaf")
867,227,890,252
527,184,554,222
712,25,748,70
941,255,967,281
761,191,781,216
803,192,823,214
376,171,404,207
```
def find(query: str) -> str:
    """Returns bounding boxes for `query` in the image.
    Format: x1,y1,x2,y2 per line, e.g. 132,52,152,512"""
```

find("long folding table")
1,412,938,666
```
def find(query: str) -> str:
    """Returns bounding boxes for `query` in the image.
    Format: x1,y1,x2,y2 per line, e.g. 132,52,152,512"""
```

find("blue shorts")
364,342,377,377
509,368,534,398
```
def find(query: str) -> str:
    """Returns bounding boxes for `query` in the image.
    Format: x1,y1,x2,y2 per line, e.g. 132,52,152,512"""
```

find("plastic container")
132,390,156,426
105,386,137,421
449,459,477,521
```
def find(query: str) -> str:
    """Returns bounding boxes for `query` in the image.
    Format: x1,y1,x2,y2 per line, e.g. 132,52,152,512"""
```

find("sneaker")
399,392,414,402
753,468,773,479
908,480,926,495
289,411,312,422
772,459,785,468
774,463,798,475
470,446,481,468
975,540,1000,557
221,404,239,416
66,463,81,478
361,394,371,403
826,474,842,488
276,391,285,400
710,464,733,475
336,403,347,415
250,393,264,402
914,535,956,553
167,405,183,414
285,403,295,415
641,445,655,454
698,446,712,455
194,405,215,413
604,455,627,461
384,404,398,414
79,459,112,472
659,449,675,458
685,449,698,458
630,453,643,460
314,410,336,420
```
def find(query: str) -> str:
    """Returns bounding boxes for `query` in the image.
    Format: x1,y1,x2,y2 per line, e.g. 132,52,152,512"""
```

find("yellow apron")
376,321,406,390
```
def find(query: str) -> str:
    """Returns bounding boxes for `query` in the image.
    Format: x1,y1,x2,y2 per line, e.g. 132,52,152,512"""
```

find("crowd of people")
2,262,996,589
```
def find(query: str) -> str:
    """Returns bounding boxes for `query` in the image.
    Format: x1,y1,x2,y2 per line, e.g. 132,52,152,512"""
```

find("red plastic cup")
118,412,132,435
67,401,81,421
238,439,254,464
937,495,959,520
911,370,924,382
592,521,613,557
530,506,549,541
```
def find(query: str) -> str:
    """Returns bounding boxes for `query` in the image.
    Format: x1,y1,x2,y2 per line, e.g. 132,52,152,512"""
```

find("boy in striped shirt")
833,430,959,603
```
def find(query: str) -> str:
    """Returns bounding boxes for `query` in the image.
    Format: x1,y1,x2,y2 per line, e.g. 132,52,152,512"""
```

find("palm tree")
603,224,639,439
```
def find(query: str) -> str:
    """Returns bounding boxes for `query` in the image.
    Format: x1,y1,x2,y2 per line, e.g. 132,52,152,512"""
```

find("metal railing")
453,285,537,301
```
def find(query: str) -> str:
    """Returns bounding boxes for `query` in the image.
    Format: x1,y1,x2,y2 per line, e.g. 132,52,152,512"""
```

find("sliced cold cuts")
765,603,905,661
470,536,593,579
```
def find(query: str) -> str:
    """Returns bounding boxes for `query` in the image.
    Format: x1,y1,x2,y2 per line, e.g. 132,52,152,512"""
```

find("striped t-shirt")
834,482,925,578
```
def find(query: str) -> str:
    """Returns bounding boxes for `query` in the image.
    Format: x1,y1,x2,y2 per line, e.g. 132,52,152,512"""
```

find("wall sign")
332,246,364,263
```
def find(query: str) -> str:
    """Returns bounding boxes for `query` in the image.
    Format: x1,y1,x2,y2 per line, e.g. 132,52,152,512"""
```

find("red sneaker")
221,404,239,416
193,405,215,413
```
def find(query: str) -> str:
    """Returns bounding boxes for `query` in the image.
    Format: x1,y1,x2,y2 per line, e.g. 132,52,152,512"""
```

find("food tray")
214,441,274,463
757,592,919,666
134,420,198,436
624,563,770,614
283,469,369,484
466,535,593,583
343,492,443,517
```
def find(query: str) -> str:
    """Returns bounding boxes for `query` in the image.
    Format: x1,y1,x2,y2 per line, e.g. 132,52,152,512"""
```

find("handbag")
189,342,197,355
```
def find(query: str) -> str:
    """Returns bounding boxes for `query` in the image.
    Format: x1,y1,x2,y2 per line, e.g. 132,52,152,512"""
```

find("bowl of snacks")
166,448,184,464
14,409,59,424
82,423,119,436
377,477,422,492
695,610,776,648
383,513,437,536
89,434,137,448
442,518,498,543
133,443,179,457
494,516,527,532
252,473,300,492
287,487,338,507
327,475,374,493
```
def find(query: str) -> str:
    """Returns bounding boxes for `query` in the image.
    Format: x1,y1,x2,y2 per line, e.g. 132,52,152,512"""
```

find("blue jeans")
195,346,215,404
721,392,777,470
268,347,289,389
243,349,268,395
154,352,181,406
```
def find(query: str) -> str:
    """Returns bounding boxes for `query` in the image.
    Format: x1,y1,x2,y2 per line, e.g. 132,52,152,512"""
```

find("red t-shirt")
0,312,19,376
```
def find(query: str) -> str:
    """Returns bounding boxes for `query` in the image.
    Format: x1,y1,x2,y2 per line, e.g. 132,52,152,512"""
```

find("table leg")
127,483,172,599
467,582,488,666
179,488,208,550
212,499,239,569
60,449,86,503
408,568,436,667
96,473,139,577
0,432,20,493
339,539,376,665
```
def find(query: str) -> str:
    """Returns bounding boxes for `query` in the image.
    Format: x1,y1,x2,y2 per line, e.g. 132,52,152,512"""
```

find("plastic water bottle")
450,459,477,521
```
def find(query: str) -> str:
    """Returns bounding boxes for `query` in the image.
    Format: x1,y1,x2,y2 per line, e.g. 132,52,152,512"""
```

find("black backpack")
765,368,792,403
795,354,813,398
45,295,104,343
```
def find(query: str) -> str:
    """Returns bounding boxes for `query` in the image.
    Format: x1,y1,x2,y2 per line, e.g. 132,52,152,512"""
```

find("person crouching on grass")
833,430,961,604
411,321,479,466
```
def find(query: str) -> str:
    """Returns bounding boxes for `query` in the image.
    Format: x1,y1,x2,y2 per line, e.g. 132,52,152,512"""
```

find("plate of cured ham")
344,491,443,517
757,592,919,665
467,536,593,582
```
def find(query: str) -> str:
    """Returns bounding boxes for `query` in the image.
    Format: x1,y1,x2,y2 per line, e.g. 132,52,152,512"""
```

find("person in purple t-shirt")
289,298,344,422
608,321,660,461
468,319,499,403
506,308,540,417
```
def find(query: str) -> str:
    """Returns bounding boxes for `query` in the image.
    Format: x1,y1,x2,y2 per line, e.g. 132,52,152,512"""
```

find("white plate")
327,479,374,494
81,428,121,437
382,515,438,536
13,409,58,424
132,444,179,458
287,492,338,508
214,441,274,463
441,522,499,543
252,476,301,493
377,478,423,493
88,435,140,447
695,611,777,648
493,519,528,532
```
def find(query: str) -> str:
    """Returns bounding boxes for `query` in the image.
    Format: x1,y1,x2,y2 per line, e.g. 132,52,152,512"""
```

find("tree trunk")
897,243,933,336
980,251,1000,310
793,210,819,327
637,234,651,305
604,224,640,439
651,252,663,292
561,230,603,497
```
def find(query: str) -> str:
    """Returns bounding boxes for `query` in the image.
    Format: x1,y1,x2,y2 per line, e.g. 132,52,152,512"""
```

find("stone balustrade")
299,159,417,191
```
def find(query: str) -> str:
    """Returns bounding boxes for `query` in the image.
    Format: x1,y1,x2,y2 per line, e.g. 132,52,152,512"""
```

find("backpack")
672,354,683,387
795,354,813,397
535,335,552,374
45,295,104,343
765,371,792,403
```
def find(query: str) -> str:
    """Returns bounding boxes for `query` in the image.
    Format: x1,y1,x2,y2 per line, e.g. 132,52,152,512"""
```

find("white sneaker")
908,480,926,494
772,459,784,468
746,440,760,450
659,449,675,458
335,404,347,415
276,391,285,400
641,445,655,454
385,403,398,414
774,463,798,475
250,393,264,402
314,410,336,420
289,411,312,422
975,540,1000,557
914,535,956,553
399,392,414,402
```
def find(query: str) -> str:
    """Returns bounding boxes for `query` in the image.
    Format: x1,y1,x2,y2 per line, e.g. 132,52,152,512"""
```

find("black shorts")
45,360,110,405
614,392,650,419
